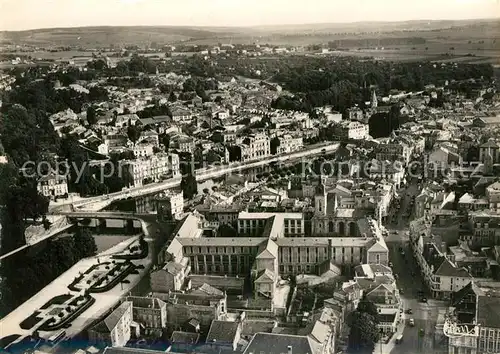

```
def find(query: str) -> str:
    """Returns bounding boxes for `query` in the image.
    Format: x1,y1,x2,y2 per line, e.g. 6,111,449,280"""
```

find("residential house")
473,116,500,128
171,107,193,123
152,284,227,327
486,182,500,211
150,260,190,293
414,187,454,220
466,210,500,247
115,114,139,128
410,238,472,300
448,281,500,354
133,143,154,158
37,174,68,200
428,145,461,171
277,134,303,154
169,331,200,353
243,331,333,354
346,107,366,123
204,319,242,351
479,140,500,164
353,264,401,333
155,191,184,221
332,121,369,140
368,160,405,189
88,301,133,347
122,153,180,187
375,140,412,165
239,133,271,162
125,296,167,330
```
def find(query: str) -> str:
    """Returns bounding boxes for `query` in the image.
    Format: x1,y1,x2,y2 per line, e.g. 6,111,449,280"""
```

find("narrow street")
383,178,448,354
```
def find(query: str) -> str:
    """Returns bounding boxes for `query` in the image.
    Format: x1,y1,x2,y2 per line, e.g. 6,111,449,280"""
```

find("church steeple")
315,176,326,196
371,90,378,109
315,175,327,216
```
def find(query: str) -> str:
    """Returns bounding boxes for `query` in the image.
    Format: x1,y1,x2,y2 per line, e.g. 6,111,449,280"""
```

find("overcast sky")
0,0,499,31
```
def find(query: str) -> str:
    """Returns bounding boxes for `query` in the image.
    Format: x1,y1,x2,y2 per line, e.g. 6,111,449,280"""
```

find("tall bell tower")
315,176,327,216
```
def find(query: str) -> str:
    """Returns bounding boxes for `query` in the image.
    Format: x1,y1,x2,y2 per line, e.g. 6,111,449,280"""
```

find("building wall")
479,327,500,353
133,306,167,329
123,153,180,187
238,217,305,237
448,335,478,354
88,302,133,347
37,176,68,199
433,275,472,299
166,303,220,328
367,249,389,265
150,269,175,293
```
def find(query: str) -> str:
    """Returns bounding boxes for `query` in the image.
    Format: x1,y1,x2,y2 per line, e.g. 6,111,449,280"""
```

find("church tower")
371,90,378,109
484,149,494,175
315,177,327,216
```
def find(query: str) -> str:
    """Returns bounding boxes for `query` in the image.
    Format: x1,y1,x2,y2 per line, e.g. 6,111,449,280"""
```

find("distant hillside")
0,26,245,47
0,19,498,48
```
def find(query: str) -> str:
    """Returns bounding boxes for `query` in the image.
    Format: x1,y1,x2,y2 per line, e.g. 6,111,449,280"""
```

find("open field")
0,20,498,64
0,26,243,47
1,20,498,48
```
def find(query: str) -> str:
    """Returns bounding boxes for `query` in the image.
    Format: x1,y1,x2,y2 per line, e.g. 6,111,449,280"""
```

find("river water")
107,156,318,213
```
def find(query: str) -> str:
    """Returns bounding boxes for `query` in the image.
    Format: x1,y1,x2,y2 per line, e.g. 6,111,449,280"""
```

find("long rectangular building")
179,236,387,277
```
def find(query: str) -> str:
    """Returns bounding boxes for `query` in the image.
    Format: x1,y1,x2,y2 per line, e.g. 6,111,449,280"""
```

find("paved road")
383,179,448,354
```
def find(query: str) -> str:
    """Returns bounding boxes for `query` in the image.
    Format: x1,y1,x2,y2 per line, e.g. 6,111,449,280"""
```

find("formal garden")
39,294,95,331
19,311,44,330
66,236,148,293
67,260,138,293
18,293,95,333
111,236,149,260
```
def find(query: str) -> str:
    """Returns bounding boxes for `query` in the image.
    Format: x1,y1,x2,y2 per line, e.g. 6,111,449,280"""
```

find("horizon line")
1,16,499,33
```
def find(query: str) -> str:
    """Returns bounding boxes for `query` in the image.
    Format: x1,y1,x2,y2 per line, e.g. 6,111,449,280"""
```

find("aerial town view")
0,0,499,353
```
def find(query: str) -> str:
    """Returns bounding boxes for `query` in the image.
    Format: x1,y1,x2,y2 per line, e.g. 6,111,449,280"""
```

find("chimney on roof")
288,346,293,354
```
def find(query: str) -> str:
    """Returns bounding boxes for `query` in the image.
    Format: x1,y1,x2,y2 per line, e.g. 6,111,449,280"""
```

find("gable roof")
171,331,200,345
164,261,184,275
206,320,240,344
255,269,276,283
435,258,471,278
256,239,278,259
368,240,388,253
480,140,500,149
477,294,500,328
308,321,331,344
93,302,131,333
452,282,474,306
192,283,224,297
243,333,318,354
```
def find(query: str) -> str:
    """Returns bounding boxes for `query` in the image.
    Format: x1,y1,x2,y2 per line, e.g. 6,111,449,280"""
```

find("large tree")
86,105,97,125
180,172,197,200
127,125,142,145
160,134,170,152
270,137,281,155
347,299,381,354
72,228,97,259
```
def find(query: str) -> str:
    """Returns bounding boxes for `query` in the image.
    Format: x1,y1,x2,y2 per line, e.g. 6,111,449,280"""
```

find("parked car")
406,309,412,314
399,288,404,294
421,297,428,303
409,318,415,326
